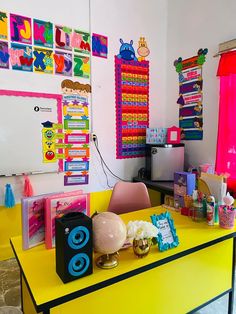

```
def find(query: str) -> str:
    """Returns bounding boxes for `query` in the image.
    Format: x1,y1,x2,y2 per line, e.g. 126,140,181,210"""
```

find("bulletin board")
0,90,62,176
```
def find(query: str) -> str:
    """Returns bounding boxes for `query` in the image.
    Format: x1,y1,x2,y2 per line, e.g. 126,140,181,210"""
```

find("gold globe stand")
96,253,119,269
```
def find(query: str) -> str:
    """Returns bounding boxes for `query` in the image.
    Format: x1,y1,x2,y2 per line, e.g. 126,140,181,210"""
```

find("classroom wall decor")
92,33,108,58
61,79,91,186
0,10,91,77
174,48,208,141
115,37,150,159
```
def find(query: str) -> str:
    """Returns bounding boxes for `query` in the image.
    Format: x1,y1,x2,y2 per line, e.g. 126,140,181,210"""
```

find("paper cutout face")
117,38,137,61
137,37,150,60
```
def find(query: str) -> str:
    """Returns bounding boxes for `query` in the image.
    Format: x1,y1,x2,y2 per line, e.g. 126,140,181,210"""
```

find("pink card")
45,190,90,249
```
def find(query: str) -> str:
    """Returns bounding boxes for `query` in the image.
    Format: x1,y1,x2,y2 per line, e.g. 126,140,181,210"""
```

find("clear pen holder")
189,202,205,222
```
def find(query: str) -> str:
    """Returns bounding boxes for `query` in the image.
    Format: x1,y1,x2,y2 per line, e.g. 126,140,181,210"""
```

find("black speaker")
55,212,93,283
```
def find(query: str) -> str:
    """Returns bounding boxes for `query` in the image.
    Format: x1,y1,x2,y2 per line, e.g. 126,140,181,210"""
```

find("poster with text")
73,29,90,54
174,49,208,141
54,25,72,51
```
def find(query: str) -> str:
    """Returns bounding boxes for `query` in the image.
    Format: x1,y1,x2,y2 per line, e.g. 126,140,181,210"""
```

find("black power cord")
92,135,130,186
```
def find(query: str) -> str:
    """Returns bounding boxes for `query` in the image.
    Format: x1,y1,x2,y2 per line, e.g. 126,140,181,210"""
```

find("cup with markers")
218,193,235,229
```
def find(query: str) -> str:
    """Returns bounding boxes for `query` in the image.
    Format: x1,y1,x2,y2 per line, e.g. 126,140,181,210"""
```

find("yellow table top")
11,206,236,311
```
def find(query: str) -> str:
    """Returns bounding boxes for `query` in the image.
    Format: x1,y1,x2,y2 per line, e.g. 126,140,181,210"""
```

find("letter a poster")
174,49,208,140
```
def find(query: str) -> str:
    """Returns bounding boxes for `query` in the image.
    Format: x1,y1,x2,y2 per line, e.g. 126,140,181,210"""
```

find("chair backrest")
107,181,151,214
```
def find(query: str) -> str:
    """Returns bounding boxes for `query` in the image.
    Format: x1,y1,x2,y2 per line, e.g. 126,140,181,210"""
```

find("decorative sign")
33,19,53,48
115,54,149,158
10,13,32,45
174,49,208,140
92,33,108,58
0,41,9,69
151,212,179,252
0,11,91,78
0,11,8,40
61,79,91,186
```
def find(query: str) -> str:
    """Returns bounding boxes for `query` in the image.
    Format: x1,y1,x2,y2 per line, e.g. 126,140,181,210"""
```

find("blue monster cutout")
117,38,137,61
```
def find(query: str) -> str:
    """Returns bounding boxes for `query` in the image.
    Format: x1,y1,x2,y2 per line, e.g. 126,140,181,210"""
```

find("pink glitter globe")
93,212,127,254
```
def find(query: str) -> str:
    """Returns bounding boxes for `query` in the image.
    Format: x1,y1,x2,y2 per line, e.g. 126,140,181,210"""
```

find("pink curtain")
215,72,236,192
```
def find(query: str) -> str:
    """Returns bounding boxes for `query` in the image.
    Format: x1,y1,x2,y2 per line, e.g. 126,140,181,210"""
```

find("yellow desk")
11,207,236,314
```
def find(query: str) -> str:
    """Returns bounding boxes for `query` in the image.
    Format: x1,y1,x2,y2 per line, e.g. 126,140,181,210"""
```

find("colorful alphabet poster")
92,33,108,58
115,56,149,158
0,12,8,40
10,43,33,72
73,54,90,78
10,14,32,45
0,12,91,78
55,25,72,51
174,49,208,140
33,47,53,74
61,79,91,185
33,19,53,48
73,29,90,54
0,41,9,68
54,51,72,76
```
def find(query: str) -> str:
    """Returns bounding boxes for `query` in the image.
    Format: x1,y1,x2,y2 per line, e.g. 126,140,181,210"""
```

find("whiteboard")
0,90,62,176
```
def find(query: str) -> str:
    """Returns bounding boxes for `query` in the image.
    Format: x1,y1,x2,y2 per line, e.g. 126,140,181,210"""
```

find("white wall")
166,0,236,169
0,0,168,204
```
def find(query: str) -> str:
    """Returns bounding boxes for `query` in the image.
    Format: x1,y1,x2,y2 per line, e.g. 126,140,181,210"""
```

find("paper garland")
115,56,149,158
0,11,91,77
174,49,208,140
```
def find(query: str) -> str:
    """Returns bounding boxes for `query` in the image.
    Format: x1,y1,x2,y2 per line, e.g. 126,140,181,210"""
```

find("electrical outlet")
90,133,97,142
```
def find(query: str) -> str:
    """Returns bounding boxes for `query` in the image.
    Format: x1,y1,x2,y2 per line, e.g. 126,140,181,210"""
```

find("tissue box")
146,128,167,144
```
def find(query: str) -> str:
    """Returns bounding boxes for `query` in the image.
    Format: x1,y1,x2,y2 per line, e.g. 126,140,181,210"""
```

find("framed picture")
151,212,179,252
167,126,180,144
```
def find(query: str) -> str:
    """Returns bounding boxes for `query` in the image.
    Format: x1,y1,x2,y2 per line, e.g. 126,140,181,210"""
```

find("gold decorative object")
133,239,152,258
96,253,119,269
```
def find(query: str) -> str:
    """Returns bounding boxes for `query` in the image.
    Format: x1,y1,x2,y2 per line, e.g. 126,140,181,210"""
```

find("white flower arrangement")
127,220,158,241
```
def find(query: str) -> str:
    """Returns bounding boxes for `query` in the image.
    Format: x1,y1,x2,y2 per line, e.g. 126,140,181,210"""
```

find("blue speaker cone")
67,226,89,250
68,253,90,277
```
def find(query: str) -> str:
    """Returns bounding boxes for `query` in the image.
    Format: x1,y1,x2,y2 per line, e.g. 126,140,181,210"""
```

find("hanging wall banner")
174,48,208,140
61,79,91,185
0,12,8,40
115,37,150,158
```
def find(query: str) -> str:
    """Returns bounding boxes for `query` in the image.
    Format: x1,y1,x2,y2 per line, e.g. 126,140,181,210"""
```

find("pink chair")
107,181,151,214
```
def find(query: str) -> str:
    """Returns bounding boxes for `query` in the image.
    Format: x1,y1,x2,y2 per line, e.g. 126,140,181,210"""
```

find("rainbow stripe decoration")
115,56,149,158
